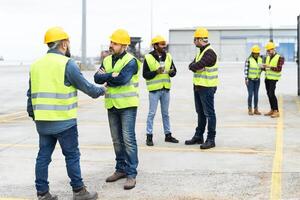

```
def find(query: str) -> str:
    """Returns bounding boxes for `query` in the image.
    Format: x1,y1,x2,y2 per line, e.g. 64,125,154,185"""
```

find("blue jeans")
247,79,260,109
35,125,83,193
194,87,217,140
146,89,171,135
108,107,138,178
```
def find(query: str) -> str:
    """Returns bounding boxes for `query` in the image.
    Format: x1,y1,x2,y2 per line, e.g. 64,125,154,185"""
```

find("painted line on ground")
0,198,31,200
270,95,284,200
0,143,273,155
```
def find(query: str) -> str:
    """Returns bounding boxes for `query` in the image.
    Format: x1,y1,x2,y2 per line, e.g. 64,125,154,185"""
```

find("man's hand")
188,63,197,72
156,67,164,74
102,82,108,91
112,72,119,77
168,68,175,74
97,67,106,74
245,79,248,86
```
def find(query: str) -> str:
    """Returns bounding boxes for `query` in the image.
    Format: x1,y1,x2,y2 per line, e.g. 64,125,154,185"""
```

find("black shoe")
146,134,154,146
185,136,203,145
165,133,179,143
37,192,58,200
200,139,215,149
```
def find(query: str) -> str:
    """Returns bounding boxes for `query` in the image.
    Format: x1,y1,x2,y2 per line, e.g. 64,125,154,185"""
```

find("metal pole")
150,0,153,44
81,0,87,67
297,15,300,96
268,3,273,42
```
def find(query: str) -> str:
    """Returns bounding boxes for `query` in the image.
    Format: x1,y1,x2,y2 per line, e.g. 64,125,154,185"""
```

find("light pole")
150,0,153,45
268,3,273,42
81,0,87,68
297,15,300,96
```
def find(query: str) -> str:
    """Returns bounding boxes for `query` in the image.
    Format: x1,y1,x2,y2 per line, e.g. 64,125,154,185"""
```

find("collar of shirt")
199,43,210,52
270,53,277,59
47,49,64,56
112,51,127,61
150,50,166,62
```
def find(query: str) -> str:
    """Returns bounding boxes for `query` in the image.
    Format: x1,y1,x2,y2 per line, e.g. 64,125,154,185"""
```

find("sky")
0,0,299,61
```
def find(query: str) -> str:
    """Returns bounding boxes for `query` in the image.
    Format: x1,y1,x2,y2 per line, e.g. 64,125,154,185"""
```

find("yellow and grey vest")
30,53,78,121
193,45,219,87
144,53,172,91
103,52,141,109
265,54,281,80
248,56,262,79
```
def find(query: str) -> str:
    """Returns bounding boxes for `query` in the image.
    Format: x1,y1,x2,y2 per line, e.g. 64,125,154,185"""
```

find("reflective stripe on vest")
193,46,219,87
265,54,281,80
103,52,141,109
145,53,172,91
248,56,262,79
30,53,78,121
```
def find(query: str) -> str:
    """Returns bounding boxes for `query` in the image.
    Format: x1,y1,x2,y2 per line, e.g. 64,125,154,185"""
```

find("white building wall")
169,27,297,62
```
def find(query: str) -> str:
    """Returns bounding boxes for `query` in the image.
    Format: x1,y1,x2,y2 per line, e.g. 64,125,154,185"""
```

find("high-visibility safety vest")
248,56,262,79
265,54,281,80
103,52,141,109
144,53,172,91
30,53,78,121
193,45,219,87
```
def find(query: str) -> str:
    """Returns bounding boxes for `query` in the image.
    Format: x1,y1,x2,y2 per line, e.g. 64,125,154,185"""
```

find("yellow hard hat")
110,29,130,45
194,27,209,38
265,42,276,50
251,45,260,53
44,27,69,44
151,35,166,44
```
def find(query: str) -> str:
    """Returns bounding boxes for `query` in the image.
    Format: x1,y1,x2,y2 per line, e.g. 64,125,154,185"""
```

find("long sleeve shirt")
268,53,284,72
189,43,217,72
189,43,217,90
94,51,138,87
27,49,106,135
142,50,177,81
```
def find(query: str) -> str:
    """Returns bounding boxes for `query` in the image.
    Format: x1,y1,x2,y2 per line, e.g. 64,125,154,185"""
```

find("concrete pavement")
0,61,299,200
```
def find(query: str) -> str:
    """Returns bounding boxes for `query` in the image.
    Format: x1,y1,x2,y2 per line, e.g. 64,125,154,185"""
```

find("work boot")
146,134,154,146
73,186,98,200
185,136,203,145
37,192,58,200
165,133,179,143
254,108,261,115
248,108,254,115
264,110,274,116
124,178,136,190
105,172,126,182
270,110,280,118
200,139,215,149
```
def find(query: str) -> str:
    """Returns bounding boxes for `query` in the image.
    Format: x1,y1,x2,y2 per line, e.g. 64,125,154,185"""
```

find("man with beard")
27,27,106,200
94,29,140,190
142,35,179,146
262,41,284,118
185,27,219,149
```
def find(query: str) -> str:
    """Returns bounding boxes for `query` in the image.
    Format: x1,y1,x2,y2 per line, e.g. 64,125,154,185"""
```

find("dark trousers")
265,79,278,110
194,87,217,140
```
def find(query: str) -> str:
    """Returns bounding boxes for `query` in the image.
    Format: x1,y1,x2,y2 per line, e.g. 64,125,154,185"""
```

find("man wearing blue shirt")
27,27,106,200
94,29,140,190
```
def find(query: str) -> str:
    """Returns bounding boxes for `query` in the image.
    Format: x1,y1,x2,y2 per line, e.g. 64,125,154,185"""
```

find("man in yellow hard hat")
94,29,141,190
143,35,179,146
244,45,263,115
261,41,284,118
27,27,106,200
185,27,218,149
